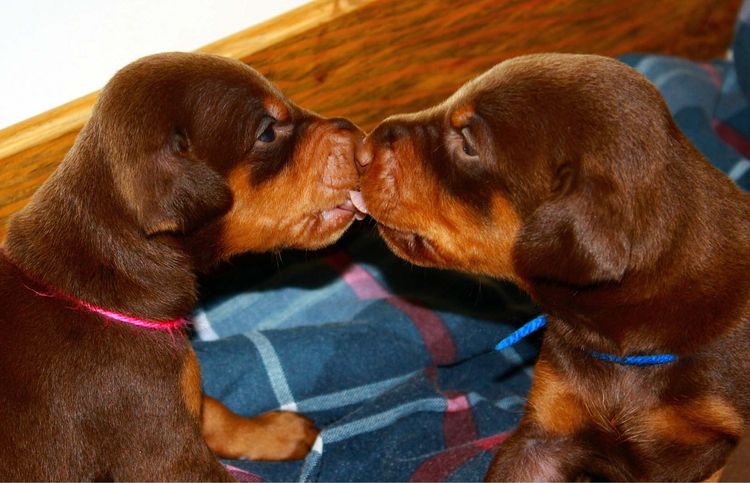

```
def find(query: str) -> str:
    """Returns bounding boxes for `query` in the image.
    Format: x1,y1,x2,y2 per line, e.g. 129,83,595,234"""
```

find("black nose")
330,117,357,132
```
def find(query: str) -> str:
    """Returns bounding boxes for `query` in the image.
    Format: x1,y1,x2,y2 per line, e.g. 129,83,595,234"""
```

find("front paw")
202,395,319,461
242,411,319,461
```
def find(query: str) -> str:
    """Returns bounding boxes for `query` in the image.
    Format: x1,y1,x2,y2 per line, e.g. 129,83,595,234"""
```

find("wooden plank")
240,0,740,131
0,0,741,239
0,0,375,162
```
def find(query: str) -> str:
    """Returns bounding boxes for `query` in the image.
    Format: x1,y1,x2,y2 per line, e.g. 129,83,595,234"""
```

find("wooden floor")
0,0,741,239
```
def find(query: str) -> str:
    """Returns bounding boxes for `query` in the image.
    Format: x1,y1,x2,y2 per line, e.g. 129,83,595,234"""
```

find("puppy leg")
706,467,724,482
202,396,319,461
181,349,318,461
484,423,590,482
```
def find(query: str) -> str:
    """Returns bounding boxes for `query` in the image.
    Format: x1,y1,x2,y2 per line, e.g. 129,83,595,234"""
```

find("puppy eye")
257,116,277,143
460,127,478,157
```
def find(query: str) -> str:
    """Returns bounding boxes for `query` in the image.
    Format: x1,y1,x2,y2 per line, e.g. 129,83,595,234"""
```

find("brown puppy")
357,53,750,481
0,52,362,480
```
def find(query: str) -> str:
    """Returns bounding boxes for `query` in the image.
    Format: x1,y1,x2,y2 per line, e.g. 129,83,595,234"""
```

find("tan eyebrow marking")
450,103,475,129
263,96,290,122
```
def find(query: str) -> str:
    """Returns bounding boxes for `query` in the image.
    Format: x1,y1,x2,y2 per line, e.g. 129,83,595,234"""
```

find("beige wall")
0,0,308,129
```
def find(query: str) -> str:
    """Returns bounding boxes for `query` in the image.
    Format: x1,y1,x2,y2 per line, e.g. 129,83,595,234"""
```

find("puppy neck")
4,134,198,322
530,169,750,356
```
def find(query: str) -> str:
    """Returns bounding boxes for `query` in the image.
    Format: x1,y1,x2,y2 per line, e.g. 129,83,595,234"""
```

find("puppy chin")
377,224,443,268
291,210,356,249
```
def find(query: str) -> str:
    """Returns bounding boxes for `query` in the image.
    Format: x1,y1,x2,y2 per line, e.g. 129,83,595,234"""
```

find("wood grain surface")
0,0,741,239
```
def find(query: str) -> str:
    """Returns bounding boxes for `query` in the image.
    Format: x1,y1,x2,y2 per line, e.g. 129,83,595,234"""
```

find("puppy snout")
330,117,357,132
357,121,410,173
355,138,374,173
373,122,410,148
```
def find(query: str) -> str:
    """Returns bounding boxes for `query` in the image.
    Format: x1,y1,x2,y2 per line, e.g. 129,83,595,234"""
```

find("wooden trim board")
0,0,741,239
0,0,376,161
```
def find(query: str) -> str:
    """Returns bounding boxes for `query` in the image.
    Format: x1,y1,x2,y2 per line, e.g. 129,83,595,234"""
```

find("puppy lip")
318,197,361,222
321,191,367,221
377,223,440,263
320,205,356,221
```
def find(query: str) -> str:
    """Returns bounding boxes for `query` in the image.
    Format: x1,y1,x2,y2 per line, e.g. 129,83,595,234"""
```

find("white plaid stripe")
245,331,298,412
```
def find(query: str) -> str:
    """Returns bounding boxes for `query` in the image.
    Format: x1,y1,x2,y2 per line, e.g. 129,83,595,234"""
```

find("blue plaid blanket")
195,4,750,480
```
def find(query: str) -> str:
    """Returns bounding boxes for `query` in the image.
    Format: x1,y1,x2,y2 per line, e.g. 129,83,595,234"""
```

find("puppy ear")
130,129,233,236
513,178,630,286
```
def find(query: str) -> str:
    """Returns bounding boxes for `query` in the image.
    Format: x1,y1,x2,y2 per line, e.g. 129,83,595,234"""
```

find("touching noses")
355,138,373,173
355,121,410,173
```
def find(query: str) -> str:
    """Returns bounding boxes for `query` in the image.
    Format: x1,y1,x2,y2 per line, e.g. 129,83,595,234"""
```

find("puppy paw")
241,411,319,461
202,396,319,461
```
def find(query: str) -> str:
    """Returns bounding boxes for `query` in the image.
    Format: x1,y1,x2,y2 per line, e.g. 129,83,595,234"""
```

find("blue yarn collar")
495,314,679,366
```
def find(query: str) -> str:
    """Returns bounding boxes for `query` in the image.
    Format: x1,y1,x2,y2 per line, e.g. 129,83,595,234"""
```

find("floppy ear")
129,129,233,236
512,180,631,286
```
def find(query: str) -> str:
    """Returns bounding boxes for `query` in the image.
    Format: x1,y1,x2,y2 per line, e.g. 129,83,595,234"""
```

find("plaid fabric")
620,0,750,190
195,230,539,481
195,4,750,480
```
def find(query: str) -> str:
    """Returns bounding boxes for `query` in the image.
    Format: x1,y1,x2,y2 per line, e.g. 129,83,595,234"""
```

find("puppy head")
92,52,361,261
359,54,680,288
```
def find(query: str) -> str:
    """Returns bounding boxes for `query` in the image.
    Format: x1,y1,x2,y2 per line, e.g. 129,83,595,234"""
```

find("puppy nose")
356,121,409,173
355,137,374,172
373,122,409,147
330,117,357,132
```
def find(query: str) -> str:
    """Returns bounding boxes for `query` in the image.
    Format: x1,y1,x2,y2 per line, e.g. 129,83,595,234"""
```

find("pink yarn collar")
29,283,188,332
69,295,188,331
4,250,188,332
29,285,188,332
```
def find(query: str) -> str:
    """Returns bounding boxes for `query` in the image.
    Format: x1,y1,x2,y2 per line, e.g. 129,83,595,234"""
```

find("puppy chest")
529,362,743,446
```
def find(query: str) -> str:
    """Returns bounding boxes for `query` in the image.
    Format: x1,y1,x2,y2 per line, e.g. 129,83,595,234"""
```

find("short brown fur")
359,53,750,481
0,52,361,480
